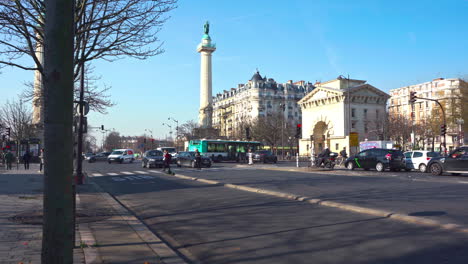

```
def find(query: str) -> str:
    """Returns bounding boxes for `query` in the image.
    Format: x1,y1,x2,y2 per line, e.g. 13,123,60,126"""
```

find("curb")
164,172,468,235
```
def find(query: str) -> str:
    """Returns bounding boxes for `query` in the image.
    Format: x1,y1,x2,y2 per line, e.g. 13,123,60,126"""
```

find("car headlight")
149,159,155,162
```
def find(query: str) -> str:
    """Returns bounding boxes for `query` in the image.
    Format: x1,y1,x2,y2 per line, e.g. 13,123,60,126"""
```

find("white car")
404,151,440,172
108,149,135,164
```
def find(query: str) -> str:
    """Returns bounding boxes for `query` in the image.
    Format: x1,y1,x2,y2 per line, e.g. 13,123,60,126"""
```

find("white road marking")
458,181,468,184
134,170,149,174
124,176,141,180
91,173,103,177
121,171,134,175
107,172,119,176
149,170,163,174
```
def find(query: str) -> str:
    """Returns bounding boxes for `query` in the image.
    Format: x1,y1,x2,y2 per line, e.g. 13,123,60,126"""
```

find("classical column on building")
197,21,216,128
32,31,44,143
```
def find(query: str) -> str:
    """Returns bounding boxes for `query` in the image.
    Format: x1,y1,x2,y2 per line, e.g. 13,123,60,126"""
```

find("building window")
351,108,356,118
364,109,368,119
351,121,356,129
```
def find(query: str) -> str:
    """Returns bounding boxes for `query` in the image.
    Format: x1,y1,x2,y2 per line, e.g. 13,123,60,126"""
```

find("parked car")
253,150,278,163
87,152,111,163
176,151,212,168
404,151,440,172
427,146,468,176
107,149,135,164
141,150,164,168
344,148,406,172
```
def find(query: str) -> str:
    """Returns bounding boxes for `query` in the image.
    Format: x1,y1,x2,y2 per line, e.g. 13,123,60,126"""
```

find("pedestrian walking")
4,150,13,170
39,148,44,172
195,149,202,170
23,151,31,170
162,149,173,174
248,149,253,165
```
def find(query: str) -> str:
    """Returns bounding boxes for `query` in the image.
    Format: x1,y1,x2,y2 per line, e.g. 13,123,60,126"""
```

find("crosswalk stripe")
149,170,162,174
134,170,149,174
121,171,133,175
107,172,119,176
91,173,103,177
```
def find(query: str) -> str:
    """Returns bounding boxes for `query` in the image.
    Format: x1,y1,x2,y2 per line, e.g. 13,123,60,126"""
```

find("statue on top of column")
204,21,209,35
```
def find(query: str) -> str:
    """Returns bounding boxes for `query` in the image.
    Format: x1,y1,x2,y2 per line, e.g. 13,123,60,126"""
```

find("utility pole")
42,0,75,263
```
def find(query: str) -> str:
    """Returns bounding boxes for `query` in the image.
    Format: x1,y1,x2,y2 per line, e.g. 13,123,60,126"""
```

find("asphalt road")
84,161,468,264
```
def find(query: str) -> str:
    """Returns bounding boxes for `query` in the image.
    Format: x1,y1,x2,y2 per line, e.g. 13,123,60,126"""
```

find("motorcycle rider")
316,147,331,167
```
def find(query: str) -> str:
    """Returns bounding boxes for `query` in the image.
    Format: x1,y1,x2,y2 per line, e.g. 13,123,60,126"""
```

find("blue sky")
0,0,467,141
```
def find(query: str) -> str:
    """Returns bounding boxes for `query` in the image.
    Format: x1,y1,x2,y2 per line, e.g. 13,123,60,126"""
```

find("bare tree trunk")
41,0,75,263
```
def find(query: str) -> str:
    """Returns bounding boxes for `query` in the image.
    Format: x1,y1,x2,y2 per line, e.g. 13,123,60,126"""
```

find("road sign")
349,132,359,147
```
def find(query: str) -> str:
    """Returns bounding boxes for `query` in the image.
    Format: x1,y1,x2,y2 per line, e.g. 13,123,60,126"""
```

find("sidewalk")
0,164,84,264
0,165,184,264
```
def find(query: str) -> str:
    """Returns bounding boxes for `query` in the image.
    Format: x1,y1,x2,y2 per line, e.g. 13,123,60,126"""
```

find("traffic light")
409,91,417,104
295,124,302,139
440,124,446,135
101,125,104,130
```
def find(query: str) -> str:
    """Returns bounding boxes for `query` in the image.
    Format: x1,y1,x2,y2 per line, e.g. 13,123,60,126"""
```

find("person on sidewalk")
39,148,44,172
194,149,202,170
23,151,31,170
4,150,13,170
162,149,172,174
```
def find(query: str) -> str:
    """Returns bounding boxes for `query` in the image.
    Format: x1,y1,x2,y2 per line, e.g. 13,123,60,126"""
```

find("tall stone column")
197,21,216,128
32,34,45,143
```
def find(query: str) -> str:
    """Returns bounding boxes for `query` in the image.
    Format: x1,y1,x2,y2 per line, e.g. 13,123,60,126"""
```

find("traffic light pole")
413,96,447,154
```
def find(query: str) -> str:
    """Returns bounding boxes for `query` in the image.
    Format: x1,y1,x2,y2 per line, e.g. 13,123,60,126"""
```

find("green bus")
187,139,262,162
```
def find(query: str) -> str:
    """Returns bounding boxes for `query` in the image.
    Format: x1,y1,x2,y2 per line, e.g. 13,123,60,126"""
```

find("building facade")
298,77,390,156
388,78,468,151
212,70,314,138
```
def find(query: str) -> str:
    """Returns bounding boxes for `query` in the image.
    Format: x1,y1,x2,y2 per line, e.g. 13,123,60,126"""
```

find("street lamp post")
162,123,172,144
145,129,153,149
279,103,286,160
168,117,179,150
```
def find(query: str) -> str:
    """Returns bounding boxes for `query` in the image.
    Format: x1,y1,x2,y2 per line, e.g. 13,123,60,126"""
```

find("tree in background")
388,114,412,149
0,98,34,141
84,133,97,153
179,120,200,140
104,131,122,151
250,112,283,152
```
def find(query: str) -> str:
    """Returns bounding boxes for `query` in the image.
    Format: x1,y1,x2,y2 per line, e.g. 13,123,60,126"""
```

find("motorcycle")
313,152,337,169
